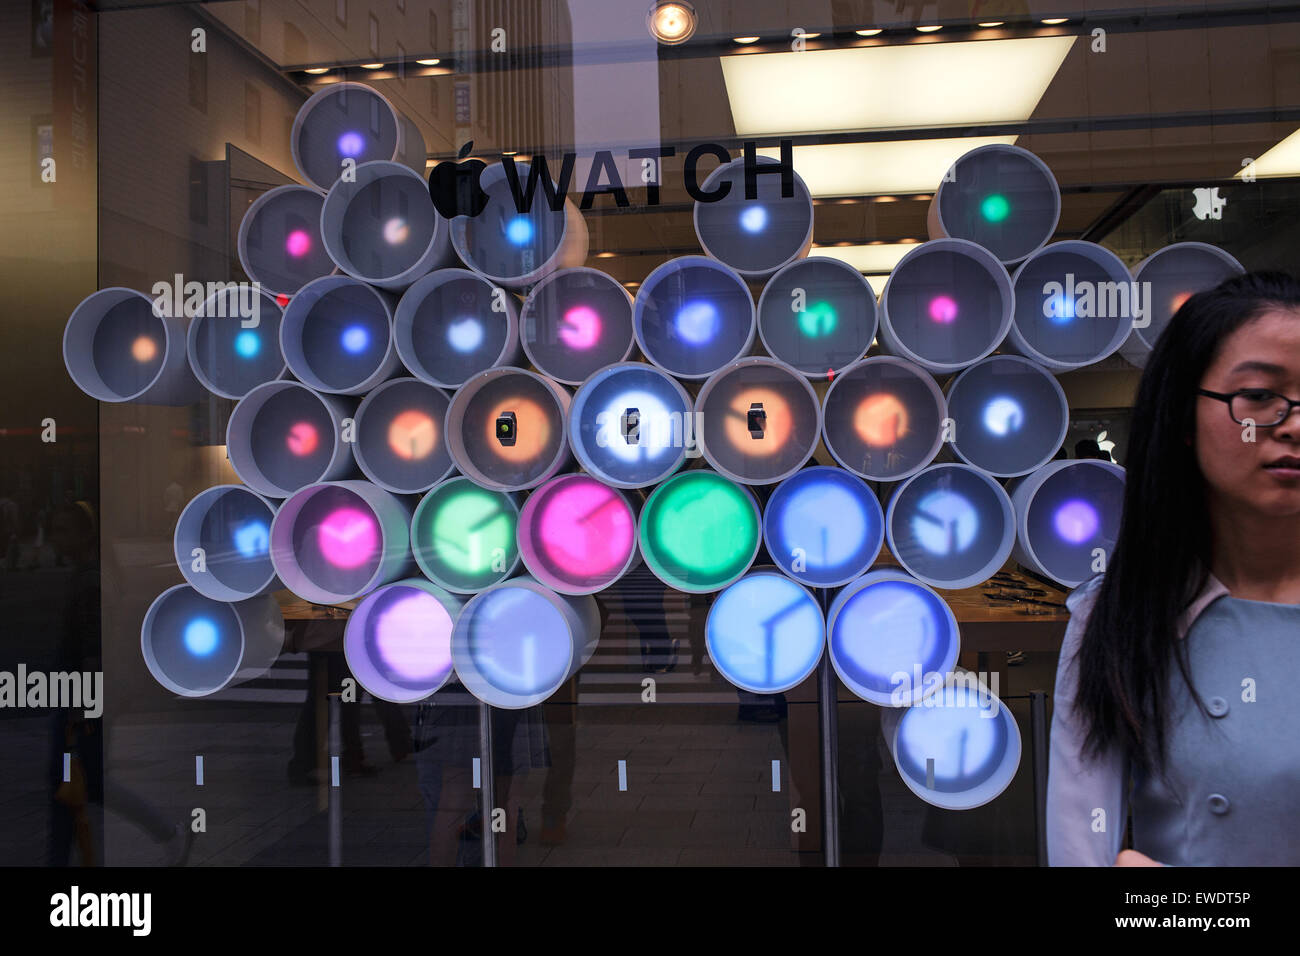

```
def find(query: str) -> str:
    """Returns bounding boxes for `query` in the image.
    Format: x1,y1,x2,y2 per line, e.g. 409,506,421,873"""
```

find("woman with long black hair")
1047,271,1300,866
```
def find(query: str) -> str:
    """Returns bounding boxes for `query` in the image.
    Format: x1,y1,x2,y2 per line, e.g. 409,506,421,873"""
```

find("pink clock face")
558,305,601,350
318,507,379,568
286,422,319,457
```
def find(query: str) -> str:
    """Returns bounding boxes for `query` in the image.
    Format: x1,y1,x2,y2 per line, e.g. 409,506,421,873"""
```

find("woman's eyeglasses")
1198,388,1300,427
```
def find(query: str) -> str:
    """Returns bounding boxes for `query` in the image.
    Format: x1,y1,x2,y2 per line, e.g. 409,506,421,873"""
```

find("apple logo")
1096,430,1117,459
428,140,490,219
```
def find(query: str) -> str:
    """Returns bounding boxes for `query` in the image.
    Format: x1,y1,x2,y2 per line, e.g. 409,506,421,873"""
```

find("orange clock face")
484,397,550,462
388,410,439,460
855,392,908,447
724,387,792,457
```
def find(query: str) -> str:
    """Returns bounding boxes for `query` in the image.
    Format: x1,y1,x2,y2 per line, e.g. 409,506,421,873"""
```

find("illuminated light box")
707,570,825,694
567,361,693,489
886,463,1015,590
140,585,284,698
757,257,878,378
354,377,454,493
394,268,522,388
928,144,1060,265
1007,241,1136,371
279,276,400,395
879,238,1013,374
236,185,338,297
638,469,761,593
174,485,280,601
448,160,589,290
1008,459,1124,588
411,476,521,593
1119,242,1244,369
517,474,639,594
821,356,946,482
290,81,426,192
945,355,1068,478
320,160,454,290
451,575,601,709
826,569,961,707
520,267,635,385
270,479,414,605
226,381,355,498
694,357,822,485
444,366,572,491
881,670,1022,810
693,156,814,279
344,578,461,703
764,466,883,587
186,286,285,400
63,287,200,405
634,256,756,379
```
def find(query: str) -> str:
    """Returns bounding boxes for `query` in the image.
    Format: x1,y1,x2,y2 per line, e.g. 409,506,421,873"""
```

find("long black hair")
1076,270,1300,775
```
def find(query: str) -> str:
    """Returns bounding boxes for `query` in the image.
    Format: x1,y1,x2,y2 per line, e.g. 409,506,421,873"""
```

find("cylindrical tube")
928,143,1060,265
638,469,761,593
174,484,281,601
517,474,639,594
825,569,960,707
567,361,693,489
140,585,284,697
520,267,636,385
186,285,286,400
880,669,1022,810
694,357,822,485
944,355,1068,478
706,569,825,694
763,465,883,588
63,287,200,405
410,476,522,593
1008,459,1125,588
821,355,946,482
1120,241,1245,368
448,160,589,289
343,578,462,703
354,377,454,493
236,185,338,297
633,255,756,380
320,160,454,291
443,366,572,491
279,275,401,395
693,155,814,280
226,381,356,498
879,238,1013,374
269,479,414,605
393,268,523,389
885,463,1015,590
290,81,426,192
757,256,877,378
451,575,601,709
1006,240,1137,370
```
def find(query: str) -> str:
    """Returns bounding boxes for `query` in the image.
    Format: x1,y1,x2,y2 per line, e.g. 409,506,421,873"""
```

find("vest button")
1207,793,1230,815
1207,696,1229,717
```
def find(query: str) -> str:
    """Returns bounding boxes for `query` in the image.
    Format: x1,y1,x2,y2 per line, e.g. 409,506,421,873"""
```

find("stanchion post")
817,587,841,867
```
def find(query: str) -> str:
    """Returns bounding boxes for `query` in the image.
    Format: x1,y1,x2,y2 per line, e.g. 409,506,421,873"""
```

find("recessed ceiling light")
978,21,1004,28
647,2,697,45
360,63,385,69
502,149,518,156
594,252,616,258
874,195,898,203
1235,127,1300,178
1041,18,1069,25
800,32,822,39
756,137,1017,196
855,29,882,36
733,36,761,44
723,37,1076,136
304,68,330,75
916,25,943,33
415,58,440,66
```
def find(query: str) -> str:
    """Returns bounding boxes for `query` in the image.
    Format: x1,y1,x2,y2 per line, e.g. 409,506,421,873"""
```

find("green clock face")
639,471,760,592
413,480,518,590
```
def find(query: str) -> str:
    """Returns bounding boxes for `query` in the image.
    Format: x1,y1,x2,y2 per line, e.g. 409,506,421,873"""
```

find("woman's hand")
1115,849,1164,866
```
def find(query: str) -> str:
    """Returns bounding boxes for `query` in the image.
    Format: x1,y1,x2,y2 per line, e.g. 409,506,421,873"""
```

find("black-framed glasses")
1198,388,1300,426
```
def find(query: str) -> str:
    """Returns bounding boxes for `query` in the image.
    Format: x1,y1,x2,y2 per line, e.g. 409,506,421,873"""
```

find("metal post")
478,701,498,867
328,691,342,867
1030,689,1049,866
817,588,840,867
